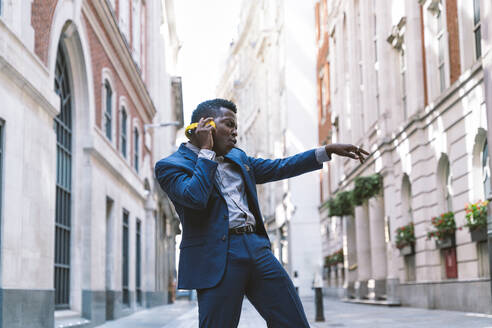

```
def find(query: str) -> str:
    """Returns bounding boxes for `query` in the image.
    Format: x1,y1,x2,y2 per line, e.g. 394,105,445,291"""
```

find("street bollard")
313,272,325,322
314,287,325,322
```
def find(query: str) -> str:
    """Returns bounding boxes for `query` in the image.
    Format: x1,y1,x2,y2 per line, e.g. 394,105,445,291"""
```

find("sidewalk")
95,296,492,328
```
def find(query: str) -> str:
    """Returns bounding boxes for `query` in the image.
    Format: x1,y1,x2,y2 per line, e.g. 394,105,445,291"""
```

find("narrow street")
95,297,492,328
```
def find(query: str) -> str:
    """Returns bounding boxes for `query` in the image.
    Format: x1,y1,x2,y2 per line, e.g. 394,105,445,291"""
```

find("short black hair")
190,98,237,123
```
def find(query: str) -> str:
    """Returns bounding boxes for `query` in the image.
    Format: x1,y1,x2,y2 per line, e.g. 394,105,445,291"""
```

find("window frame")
436,3,446,93
104,80,113,141
134,125,140,173
120,106,128,158
482,140,490,198
473,0,481,59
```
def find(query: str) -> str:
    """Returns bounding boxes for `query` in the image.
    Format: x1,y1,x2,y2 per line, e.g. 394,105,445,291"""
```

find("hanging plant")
322,191,354,217
351,174,383,206
332,248,344,264
427,211,456,241
335,191,354,216
395,222,416,249
464,200,488,231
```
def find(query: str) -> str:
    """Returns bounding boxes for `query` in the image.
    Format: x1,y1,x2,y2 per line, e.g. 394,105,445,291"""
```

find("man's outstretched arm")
247,143,369,184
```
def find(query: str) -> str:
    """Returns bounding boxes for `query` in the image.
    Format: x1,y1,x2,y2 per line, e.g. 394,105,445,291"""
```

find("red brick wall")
446,0,461,84
83,7,150,167
31,0,58,64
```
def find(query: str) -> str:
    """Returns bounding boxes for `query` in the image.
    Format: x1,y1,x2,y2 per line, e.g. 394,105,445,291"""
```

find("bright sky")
174,0,241,125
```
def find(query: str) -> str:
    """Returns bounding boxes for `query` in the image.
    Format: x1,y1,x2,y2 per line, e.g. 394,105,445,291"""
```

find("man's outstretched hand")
325,144,369,164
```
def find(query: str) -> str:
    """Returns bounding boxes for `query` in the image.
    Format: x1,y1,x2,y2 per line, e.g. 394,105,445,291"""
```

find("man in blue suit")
155,99,368,327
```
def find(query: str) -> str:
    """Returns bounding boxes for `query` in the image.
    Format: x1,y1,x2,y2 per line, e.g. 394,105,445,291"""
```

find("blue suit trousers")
197,233,310,328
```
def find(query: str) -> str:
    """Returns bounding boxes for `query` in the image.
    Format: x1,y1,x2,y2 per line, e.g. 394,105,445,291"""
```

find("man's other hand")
325,144,369,164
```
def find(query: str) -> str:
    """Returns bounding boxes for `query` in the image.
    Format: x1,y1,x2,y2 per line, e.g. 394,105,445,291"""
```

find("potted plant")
464,200,488,242
395,222,416,256
350,174,383,206
333,248,344,264
427,211,456,249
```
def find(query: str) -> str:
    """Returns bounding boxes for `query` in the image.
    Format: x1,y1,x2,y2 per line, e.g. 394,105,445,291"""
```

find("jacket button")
222,235,226,241
223,214,228,220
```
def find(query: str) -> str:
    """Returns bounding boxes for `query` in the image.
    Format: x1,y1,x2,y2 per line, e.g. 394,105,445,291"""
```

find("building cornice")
0,19,59,117
82,1,156,122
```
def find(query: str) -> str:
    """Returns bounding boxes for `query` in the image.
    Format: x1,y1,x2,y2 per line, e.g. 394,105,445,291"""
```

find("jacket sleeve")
247,149,323,184
155,158,218,210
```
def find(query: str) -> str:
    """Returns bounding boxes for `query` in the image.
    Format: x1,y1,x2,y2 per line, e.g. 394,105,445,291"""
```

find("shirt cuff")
315,147,331,164
198,149,216,161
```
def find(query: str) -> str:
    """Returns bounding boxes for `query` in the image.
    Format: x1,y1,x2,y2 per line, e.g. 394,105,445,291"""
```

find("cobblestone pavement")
95,296,492,328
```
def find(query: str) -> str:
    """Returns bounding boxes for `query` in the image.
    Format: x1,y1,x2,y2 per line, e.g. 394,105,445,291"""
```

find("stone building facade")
0,0,181,327
317,0,491,313
217,0,323,296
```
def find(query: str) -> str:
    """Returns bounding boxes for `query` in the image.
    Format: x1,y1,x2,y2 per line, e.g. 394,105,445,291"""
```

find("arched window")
483,141,490,198
104,81,112,141
401,174,413,222
121,107,128,158
437,154,453,212
54,43,72,309
134,126,139,172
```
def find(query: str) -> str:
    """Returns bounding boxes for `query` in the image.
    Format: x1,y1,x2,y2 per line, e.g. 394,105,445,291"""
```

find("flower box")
435,234,455,249
470,228,488,242
399,244,415,256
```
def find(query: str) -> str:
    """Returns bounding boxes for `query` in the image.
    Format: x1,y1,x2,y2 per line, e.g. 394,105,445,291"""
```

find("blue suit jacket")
154,143,323,289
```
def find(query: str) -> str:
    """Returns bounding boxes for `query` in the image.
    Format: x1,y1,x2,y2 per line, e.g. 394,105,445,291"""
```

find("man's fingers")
358,148,369,155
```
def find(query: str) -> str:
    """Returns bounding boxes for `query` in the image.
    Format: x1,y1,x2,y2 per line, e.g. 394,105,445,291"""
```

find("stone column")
343,215,358,299
368,195,387,300
354,203,371,299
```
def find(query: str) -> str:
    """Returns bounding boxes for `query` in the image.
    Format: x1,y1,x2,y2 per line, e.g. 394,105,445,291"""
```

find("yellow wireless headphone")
185,121,216,140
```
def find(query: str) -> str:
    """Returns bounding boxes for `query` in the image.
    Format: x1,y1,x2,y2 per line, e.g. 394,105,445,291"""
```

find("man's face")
213,107,238,156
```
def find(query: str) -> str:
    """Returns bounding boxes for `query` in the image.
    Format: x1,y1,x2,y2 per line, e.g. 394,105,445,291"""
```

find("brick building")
316,0,491,313
0,0,182,327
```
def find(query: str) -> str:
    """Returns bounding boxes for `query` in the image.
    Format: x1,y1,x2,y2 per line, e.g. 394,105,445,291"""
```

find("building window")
473,0,481,59
373,9,380,116
400,45,407,119
438,154,453,213
122,210,130,306
134,127,139,172
104,81,112,141
436,3,446,93
136,219,142,305
119,0,130,42
54,43,73,310
483,140,490,198
132,0,141,66
121,108,128,158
